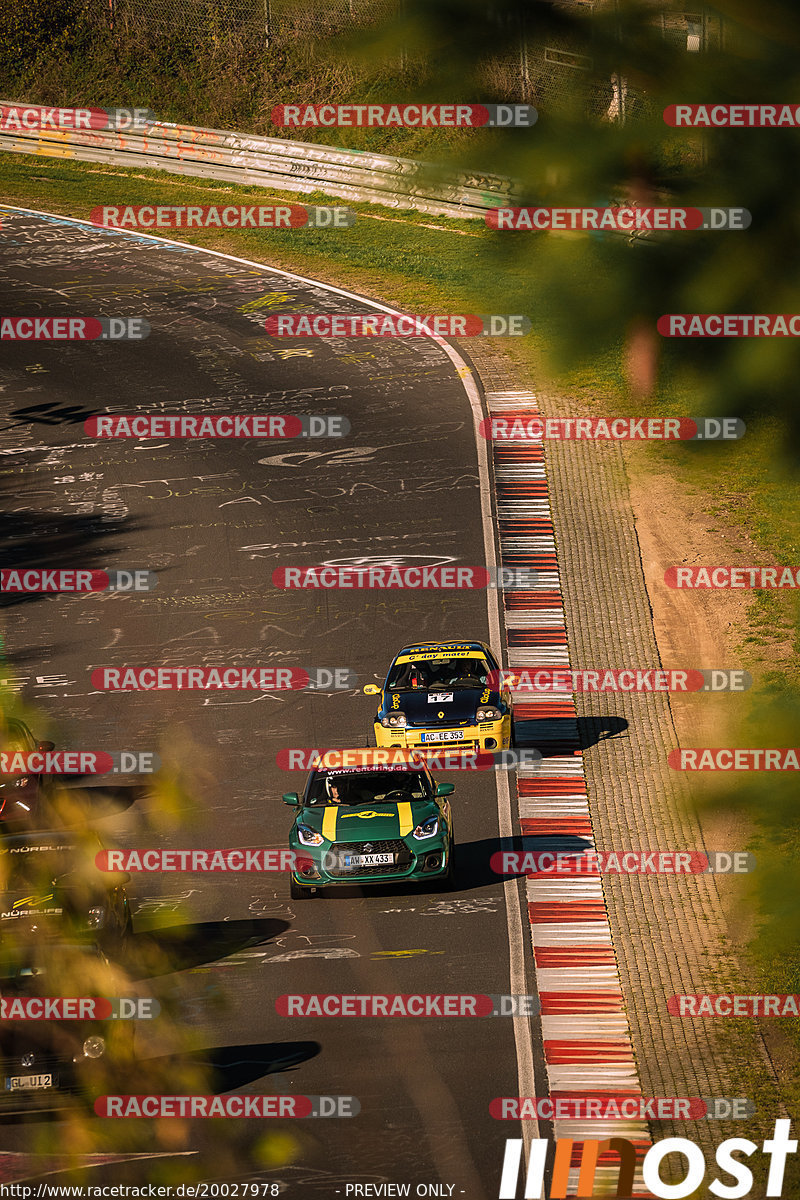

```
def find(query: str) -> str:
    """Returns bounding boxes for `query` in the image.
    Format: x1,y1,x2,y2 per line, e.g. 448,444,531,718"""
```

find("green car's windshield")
386,657,489,690
307,770,431,806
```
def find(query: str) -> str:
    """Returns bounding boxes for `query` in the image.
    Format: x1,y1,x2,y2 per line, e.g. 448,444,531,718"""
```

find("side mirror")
282,792,301,806
38,741,55,752
435,783,455,797
504,675,518,689
363,684,381,696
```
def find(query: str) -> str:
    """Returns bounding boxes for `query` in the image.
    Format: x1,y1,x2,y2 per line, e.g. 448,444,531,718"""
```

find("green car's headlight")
381,713,407,728
412,816,439,841
477,706,502,722
297,823,325,847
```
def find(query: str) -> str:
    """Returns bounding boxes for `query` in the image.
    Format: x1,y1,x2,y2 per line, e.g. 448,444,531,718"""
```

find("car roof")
0,718,30,738
393,640,490,659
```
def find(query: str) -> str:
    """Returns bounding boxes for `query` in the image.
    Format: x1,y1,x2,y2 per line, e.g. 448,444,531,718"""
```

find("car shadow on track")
176,1040,322,1089
487,834,599,882
298,836,535,900
515,714,628,753
55,781,148,818
127,918,290,979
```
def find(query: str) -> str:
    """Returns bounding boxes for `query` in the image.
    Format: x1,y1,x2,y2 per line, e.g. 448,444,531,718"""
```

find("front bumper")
0,1037,130,1114
374,715,510,752
290,836,451,889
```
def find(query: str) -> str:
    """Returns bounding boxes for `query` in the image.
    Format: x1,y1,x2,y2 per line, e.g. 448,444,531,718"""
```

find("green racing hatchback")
283,749,455,898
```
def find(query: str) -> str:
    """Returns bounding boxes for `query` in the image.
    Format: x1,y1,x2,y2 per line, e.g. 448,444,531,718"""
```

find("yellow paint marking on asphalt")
371,949,445,958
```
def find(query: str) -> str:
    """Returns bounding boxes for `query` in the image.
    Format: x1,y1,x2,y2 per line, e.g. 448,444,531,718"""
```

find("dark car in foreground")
0,941,134,1114
0,832,132,956
0,718,56,830
284,749,455,898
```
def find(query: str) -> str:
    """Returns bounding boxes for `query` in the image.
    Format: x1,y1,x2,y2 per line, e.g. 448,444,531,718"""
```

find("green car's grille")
327,839,412,877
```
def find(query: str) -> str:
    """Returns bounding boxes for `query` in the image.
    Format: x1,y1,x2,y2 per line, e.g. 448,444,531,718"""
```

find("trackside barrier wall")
0,110,519,220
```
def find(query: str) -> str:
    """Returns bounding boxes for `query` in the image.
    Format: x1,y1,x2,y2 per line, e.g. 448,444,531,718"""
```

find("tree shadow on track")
0,506,146,613
577,714,630,749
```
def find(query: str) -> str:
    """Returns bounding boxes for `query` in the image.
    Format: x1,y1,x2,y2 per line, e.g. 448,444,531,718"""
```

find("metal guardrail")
0,111,520,220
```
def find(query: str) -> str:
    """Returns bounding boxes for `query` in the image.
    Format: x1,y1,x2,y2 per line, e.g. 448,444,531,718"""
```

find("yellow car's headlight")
381,714,407,728
477,706,502,721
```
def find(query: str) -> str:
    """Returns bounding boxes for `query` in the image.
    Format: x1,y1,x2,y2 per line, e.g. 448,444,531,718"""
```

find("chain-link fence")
103,0,723,114
107,0,401,41
513,4,726,116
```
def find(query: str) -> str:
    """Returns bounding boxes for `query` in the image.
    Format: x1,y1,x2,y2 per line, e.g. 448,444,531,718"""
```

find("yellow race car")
364,641,514,751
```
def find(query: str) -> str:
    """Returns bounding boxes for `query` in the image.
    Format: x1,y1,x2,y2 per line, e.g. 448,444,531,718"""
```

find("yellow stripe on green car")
397,801,413,836
322,806,338,840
